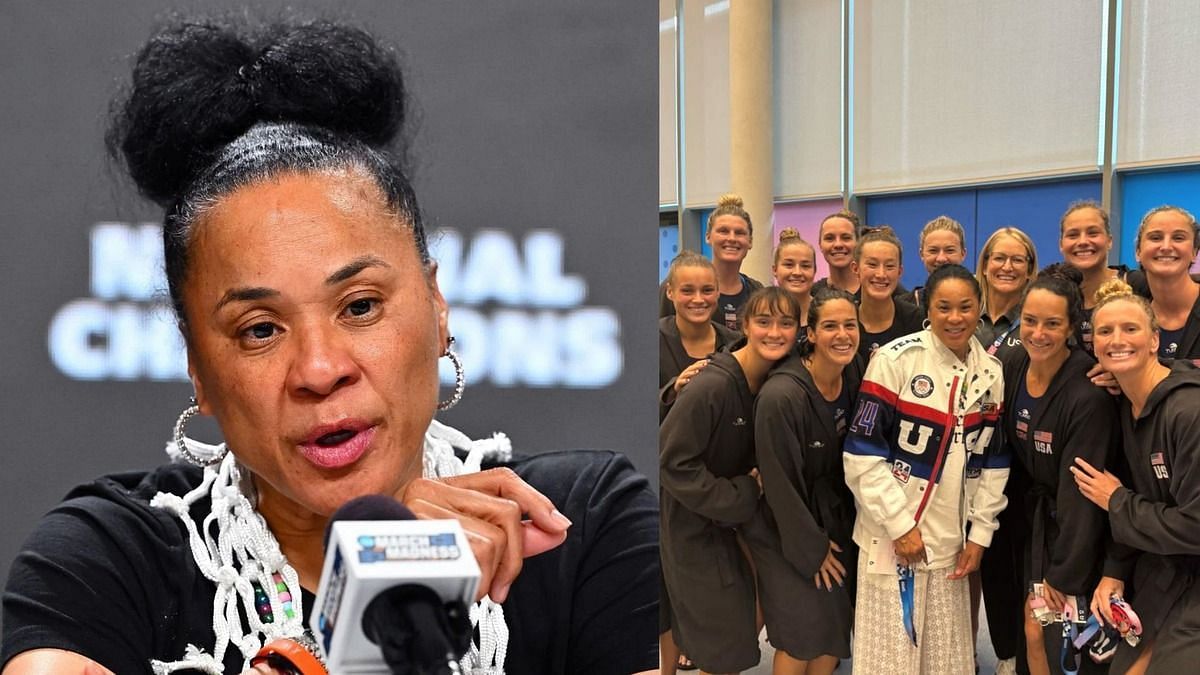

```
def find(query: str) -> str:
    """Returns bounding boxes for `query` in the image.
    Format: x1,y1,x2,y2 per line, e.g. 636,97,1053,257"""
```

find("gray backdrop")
0,1,655,592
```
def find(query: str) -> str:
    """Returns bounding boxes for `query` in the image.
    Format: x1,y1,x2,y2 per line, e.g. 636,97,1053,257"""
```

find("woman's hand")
673,359,710,394
1086,362,1122,396
893,526,927,566
947,541,985,580
1090,576,1126,627
1070,457,1123,512
402,468,572,603
813,540,846,591
1040,578,1068,613
749,467,763,496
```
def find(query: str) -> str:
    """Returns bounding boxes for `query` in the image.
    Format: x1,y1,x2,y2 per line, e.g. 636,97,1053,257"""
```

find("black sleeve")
1108,405,1200,556
754,383,829,576
500,450,658,675
1,491,181,674
1044,384,1118,594
659,375,759,525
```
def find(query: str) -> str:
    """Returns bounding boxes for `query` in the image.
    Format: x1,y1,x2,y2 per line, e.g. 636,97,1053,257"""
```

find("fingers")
439,468,571,535
1074,457,1099,475
1092,581,1117,626
406,479,527,594
1090,595,1105,626
521,520,569,558
407,497,514,602
1095,592,1115,626
828,563,845,587
946,554,968,580
1044,586,1066,612
674,360,709,393
830,555,846,579
830,541,843,553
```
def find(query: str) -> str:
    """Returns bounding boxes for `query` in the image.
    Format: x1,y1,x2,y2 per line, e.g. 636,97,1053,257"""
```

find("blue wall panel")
864,190,976,290
1118,168,1200,268
659,225,679,284
975,177,1101,271
696,208,713,259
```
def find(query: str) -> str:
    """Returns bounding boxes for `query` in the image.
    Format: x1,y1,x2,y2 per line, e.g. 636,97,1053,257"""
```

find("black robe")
1001,348,1117,594
658,351,762,672
741,350,864,660
1105,362,1200,673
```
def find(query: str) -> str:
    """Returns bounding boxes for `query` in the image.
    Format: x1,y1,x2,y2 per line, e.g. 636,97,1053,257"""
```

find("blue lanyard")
898,564,917,646
987,318,1020,356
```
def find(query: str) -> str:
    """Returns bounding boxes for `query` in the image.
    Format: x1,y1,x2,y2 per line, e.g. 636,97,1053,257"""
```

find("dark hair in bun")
107,18,424,331
1024,263,1085,336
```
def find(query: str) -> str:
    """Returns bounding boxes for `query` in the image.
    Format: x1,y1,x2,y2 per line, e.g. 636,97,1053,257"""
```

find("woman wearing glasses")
975,227,1039,674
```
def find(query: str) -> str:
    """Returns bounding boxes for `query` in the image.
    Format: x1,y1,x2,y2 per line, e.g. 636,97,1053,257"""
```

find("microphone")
309,495,481,674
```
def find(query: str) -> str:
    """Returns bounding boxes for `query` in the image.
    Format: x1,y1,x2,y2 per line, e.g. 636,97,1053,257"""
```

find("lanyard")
986,318,1020,356
897,563,917,646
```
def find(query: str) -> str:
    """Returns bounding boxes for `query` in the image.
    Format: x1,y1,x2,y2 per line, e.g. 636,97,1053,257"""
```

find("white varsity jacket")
843,329,1008,570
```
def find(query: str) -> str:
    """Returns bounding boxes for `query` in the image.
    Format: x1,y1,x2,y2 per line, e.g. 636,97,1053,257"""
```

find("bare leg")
1022,595,1050,675
735,533,766,633
803,654,839,675
661,629,680,675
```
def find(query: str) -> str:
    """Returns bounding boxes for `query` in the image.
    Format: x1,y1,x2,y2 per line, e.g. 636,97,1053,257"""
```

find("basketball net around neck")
149,419,513,675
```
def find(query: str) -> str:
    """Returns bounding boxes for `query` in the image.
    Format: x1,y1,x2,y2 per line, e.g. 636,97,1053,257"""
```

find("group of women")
659,200,1200,675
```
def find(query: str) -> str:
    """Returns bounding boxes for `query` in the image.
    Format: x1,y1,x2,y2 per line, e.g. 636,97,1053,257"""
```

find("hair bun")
778,227,801,242
1038,262,1083,286
109,19,407,207
1095,277,1134,304
717,193,745,209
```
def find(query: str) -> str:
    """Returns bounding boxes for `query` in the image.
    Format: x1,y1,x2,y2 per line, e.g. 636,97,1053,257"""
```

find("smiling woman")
0,16,657,675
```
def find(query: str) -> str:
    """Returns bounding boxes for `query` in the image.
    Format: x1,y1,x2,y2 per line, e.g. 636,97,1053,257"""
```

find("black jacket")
1001,348,1118,594
751,351,865,575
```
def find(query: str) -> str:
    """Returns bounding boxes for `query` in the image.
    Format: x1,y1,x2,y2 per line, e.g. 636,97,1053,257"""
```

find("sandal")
677,654,698,671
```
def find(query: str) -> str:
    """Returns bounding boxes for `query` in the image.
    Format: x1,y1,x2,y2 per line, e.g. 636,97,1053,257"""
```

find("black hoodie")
1105,361,1200,633
1001,348,1118,594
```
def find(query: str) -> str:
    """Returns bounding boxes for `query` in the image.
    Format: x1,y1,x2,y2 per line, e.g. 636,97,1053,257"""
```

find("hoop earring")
438,336,465,411
174,396,227,467
922,319,932,330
